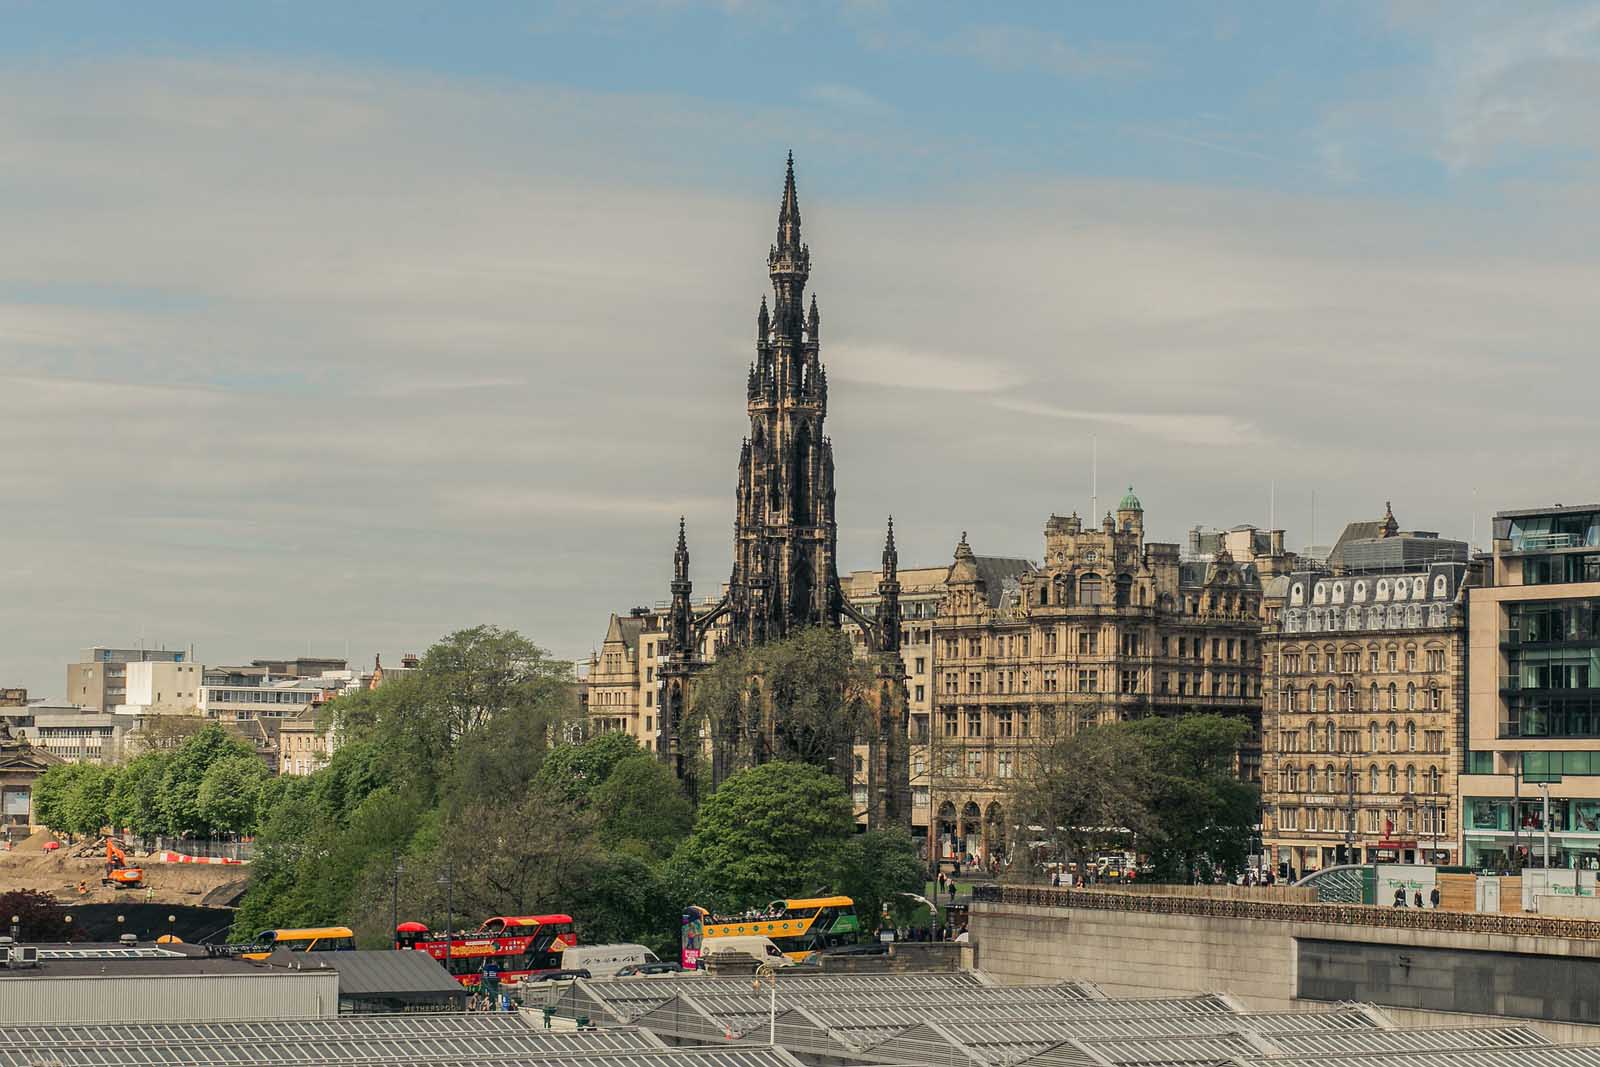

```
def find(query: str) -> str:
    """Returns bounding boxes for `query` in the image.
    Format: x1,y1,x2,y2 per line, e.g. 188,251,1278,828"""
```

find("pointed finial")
777,151,802,250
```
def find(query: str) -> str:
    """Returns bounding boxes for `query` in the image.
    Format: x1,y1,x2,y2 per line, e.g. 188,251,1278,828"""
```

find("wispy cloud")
4,54,1600,695
993,400,1254,447
827,343,1027,393
808,83,895,118
943,23,1155,80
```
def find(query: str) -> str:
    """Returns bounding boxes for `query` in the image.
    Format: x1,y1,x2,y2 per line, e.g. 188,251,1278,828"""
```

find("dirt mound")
0,840,246,905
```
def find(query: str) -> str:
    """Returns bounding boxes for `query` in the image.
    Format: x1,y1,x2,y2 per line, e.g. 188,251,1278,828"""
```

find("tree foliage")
159,725,260,836
833,828,925,931
671,761,854,911
1126,715,1258,881
1011,714,1258,883
0,889,75,941
534,732,641,806
593,754,692,860
61,764,113,838
197,754,271,836
687,627,875,800
32,762,98,839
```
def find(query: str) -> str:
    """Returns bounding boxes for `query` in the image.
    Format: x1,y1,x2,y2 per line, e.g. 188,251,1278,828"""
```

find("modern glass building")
1461,505,1600,870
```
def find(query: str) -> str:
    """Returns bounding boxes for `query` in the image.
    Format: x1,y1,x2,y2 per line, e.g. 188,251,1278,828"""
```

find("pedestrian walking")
1413,890,1424,908
1393,888,1407,907
948,881,957,904
1429,886,1441,909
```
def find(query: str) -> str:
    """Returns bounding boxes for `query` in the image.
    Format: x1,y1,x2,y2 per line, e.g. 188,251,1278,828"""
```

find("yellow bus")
682,896,861,968
240,926,356,960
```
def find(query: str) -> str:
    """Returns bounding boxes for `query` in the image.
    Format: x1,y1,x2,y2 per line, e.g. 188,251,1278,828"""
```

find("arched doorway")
936,802,957,859
961,802,982,859
984,802,1006,866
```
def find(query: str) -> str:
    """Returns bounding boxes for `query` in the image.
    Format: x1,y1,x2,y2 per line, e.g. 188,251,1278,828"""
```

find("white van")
702,935,797,968
560,943,657,979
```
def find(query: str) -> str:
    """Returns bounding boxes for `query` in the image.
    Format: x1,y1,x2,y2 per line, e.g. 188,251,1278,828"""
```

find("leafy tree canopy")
671,761,853,911
159,724,259,837
535,732,641,807
1010,714,1258,883
593,754,692,860
197,754,272,836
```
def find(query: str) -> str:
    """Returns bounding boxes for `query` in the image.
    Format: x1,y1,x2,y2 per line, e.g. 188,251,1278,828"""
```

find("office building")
1460,504,1600,869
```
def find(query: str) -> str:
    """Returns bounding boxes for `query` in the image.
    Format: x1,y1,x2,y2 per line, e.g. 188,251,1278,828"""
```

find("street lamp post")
754,963,778,1046
1537,783,1552,869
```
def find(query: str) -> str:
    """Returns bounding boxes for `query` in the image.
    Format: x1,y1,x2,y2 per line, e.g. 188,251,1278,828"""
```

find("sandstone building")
1260,505,1474,874
927,489,1273,863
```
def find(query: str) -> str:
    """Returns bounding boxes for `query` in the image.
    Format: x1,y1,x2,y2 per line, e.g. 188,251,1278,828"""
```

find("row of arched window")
1290,574,1451,607
1282,682,1442,713
1282,604,1449,633
1278,762,1442,795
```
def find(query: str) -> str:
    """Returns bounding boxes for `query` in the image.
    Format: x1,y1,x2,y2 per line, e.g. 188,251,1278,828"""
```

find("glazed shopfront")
1463,792,1600,870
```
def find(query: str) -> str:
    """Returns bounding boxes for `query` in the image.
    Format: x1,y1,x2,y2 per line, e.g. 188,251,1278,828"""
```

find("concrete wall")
973,893,1600,1039
1093,883,1314,903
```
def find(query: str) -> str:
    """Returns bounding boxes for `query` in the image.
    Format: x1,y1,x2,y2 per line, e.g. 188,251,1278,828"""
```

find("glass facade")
1502,511,1600,553
1499,597,1600,737
1465,795,1600,870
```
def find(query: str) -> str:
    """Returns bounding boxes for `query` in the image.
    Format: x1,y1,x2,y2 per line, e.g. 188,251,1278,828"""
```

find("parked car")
615,961,681,977
527,968,591,982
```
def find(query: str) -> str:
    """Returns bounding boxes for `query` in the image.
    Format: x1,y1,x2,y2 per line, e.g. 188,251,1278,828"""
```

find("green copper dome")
1118,485,1143,511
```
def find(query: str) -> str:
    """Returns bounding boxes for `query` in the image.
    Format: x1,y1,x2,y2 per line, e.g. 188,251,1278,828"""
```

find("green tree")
61,764,112,838
31,763,96,837
107,753,172,838
335,627,574,805
536,733,641,807
832,828,924,932
690,629,873,778
593,754,692,859
670,761,853,910
1009,721,1156,878
197,754,271,835
1126,715,1258,882
159,724,258,836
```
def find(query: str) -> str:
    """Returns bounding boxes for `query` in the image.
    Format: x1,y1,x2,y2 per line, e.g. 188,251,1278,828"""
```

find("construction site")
0,830,245,938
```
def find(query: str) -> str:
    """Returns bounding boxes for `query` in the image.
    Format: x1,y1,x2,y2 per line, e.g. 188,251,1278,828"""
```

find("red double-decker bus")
394,914,577,987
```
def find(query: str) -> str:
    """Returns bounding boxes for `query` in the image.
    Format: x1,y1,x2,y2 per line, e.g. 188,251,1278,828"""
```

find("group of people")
1394,886,1443,908
892,923,967,943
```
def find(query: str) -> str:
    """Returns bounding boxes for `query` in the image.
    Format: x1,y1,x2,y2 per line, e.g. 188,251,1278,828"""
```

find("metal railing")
970,883,1600,940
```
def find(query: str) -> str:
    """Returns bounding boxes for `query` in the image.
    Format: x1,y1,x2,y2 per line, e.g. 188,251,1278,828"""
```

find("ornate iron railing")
970,884,1600,940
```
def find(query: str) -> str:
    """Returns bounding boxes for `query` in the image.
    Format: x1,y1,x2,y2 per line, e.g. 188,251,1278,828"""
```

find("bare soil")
0,830,245,905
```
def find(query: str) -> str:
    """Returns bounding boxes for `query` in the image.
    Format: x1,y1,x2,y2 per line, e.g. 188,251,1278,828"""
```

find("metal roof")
0,1012,554,1046
1265,1047,1600,1067
0,1029,663,1067
1084,1032,1274,1064
1266,1027,1550,1057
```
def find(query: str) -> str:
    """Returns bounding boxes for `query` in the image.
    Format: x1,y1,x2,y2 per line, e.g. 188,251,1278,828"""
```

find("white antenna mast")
1091,434,1098,519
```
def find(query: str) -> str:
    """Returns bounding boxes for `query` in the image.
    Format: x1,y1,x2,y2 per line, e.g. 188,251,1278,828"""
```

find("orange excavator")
102,839,144,890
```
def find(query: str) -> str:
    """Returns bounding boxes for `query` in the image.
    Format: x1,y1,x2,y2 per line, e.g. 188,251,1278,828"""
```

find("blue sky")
4,2,1600,693
0,2,1482,196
